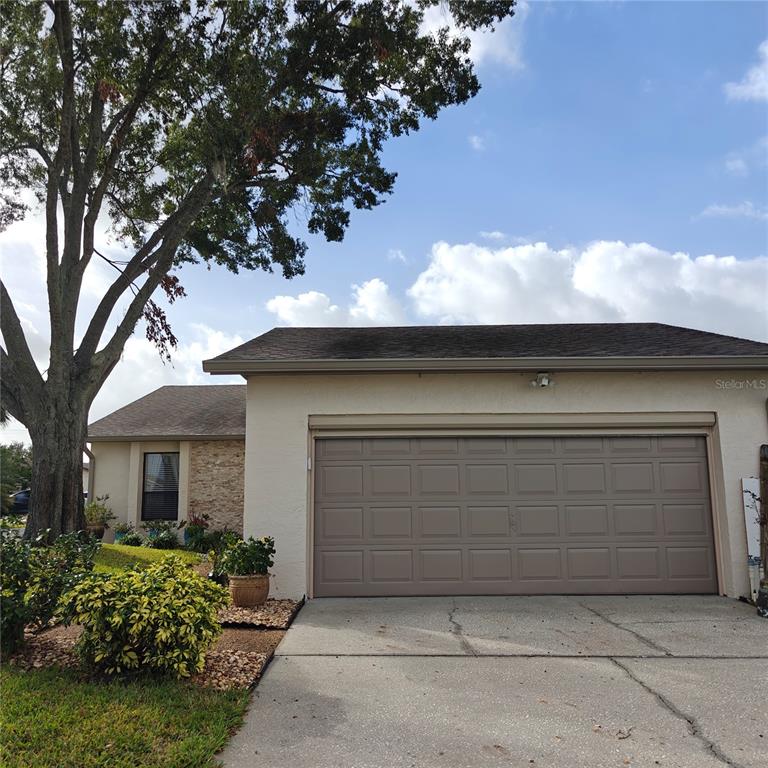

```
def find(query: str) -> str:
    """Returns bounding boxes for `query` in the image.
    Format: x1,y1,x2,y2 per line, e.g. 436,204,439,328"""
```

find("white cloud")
387,248,407,263
420,1,528,70
724,136,767,177
698,201,768,221
266,279,406,327
408,240,768,341
468,134,486,152
480,230,507,241
724,39,768,102
724,157,748,177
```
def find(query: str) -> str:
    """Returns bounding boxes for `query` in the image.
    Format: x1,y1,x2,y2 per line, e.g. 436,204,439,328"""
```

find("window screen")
141,452,179,520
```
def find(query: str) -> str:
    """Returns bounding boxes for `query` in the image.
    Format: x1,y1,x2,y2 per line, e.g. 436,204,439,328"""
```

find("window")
141,452,179,520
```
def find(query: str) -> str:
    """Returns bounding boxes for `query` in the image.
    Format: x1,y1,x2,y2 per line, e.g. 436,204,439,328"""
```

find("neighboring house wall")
188,439,245,533
243,369,768,600
90,439,244,535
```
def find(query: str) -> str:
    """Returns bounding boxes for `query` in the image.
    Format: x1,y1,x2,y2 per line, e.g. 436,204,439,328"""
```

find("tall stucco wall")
244,369,768,599
90,442,131,525
188,439,245,533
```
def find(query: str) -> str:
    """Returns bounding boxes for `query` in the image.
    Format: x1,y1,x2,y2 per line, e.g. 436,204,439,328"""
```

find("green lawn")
94,543,202,574
0,666,249,768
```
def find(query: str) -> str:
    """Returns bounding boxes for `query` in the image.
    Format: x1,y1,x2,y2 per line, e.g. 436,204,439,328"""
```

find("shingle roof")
88,385,245,440
204,323,768,373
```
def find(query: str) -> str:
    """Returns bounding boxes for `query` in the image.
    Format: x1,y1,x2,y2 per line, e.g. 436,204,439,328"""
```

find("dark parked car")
8,489,30,514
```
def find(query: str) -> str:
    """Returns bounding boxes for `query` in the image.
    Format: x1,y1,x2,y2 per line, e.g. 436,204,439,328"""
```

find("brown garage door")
313,436,717,596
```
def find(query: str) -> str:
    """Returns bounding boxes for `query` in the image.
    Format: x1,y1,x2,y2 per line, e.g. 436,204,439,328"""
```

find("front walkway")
220,596,767,768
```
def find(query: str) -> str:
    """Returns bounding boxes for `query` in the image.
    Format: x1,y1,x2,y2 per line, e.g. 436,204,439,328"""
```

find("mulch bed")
218,598,303,628
6,602,301,691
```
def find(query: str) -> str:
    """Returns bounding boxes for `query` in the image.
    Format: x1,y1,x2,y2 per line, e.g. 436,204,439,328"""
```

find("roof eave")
202,355,768,375
87,433,245,442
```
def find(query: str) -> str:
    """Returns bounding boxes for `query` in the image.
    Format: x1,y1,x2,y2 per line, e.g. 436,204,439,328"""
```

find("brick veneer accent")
188,439,245,534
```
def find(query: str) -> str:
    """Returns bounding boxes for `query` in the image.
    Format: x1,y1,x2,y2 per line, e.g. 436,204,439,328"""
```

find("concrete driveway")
220,596,768,768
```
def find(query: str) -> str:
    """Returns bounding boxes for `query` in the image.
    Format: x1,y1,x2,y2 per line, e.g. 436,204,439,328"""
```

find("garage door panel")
616,547,662,579
468,506,510,536
511,437,556,455
518,548,562,580
659,462,706,493
416,438,459,455
467,464,509,494
419,506,462,537
319,465,364,498
611,463,655,493
663,503,709,535
417,464,460,495
370,550,413,582
370,465,411,496
313,435,716,596
562,463,606,494
515,464,558,495
517,505,560,536
566,547,612,579
565,505,609,536
319,550,364,583
420,550,463,581
469,549,512,580
319,507,364,540
370,506,413,538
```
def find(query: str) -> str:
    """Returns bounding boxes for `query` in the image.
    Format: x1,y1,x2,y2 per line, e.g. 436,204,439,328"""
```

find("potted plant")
113,521,134,544
84,495,115,540
221,536,275,607
206,529,241,586
181,512,210,549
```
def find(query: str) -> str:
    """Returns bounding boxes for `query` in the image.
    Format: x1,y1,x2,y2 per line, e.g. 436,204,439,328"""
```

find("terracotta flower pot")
86,523,105,540
228,574,270,607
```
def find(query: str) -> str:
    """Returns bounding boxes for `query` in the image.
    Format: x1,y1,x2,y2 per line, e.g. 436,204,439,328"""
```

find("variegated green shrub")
58,556,229,678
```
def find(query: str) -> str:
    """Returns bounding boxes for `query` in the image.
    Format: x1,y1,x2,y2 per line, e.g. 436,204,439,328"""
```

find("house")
89,323,768,600
88,385,246,533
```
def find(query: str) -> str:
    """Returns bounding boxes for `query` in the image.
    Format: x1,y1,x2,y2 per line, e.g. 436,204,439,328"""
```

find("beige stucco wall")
243,369,768,599
188,439,245,533
90,438,244,536
90,442,131,525
91,440,184,533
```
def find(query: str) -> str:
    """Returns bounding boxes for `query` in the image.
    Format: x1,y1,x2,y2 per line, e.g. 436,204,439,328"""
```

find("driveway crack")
580,602,673,656
448,599,476,656
610,658,746,768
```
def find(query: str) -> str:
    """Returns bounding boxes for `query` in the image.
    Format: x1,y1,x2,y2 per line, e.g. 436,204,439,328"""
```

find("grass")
94,543,202,574
0,666,249,768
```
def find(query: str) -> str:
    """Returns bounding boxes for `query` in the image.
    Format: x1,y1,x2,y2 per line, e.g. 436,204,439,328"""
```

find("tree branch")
0,348,27,423
74,175,214,371
0,281,44,414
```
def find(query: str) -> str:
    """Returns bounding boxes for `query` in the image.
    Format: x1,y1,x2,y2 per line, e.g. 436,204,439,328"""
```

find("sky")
1,0,767,444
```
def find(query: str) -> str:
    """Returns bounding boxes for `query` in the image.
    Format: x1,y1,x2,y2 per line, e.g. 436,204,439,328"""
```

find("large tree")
0,0,515,538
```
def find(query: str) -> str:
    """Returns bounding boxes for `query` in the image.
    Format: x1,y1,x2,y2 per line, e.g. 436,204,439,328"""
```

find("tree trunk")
24,401,87,540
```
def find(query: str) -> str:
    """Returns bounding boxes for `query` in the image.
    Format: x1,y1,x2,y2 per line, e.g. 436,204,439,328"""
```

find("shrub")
58,556,229,677
0,532,30,655
0,513,26,530
84,494,116,527
144,530,178,549
182,513,210,552
120,531,144,547
221,536,275,576
114,521,135,535
25,531,100,629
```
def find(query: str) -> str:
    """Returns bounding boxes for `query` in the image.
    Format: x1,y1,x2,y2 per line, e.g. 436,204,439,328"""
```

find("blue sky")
1,0,767,439
173,0,767,338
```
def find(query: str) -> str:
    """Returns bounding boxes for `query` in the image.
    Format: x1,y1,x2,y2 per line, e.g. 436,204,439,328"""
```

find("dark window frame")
141,452,180,521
